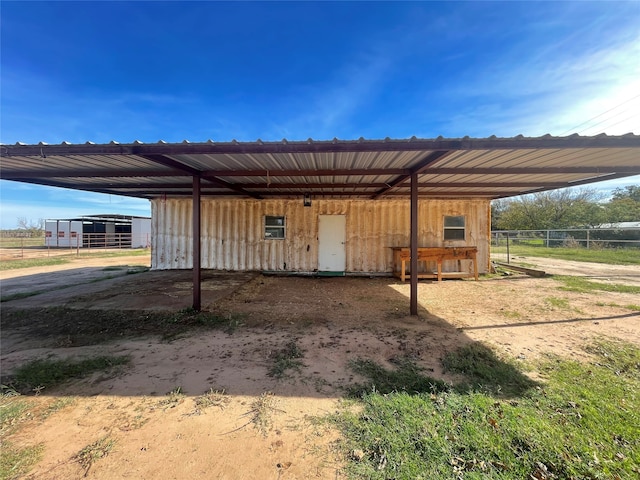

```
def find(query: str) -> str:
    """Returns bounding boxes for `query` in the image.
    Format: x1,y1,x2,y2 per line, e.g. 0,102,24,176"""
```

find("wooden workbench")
391,246,478,282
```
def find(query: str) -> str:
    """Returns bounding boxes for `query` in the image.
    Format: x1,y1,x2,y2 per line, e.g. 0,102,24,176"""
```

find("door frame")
317,214,346,276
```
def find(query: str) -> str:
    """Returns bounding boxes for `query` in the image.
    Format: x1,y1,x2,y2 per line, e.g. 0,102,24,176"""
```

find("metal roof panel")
2,135,638,201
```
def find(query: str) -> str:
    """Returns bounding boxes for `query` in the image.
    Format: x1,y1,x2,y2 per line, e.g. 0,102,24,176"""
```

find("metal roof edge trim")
2,134,639,156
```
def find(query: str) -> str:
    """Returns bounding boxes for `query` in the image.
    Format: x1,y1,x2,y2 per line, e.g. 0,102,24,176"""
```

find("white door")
318,215,346,272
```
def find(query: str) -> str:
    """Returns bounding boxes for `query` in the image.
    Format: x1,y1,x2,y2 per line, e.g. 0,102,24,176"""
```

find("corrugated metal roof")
1,135,639,200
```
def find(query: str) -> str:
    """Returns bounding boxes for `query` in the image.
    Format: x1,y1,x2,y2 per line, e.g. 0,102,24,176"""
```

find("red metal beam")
201,168,410,177
192,175,201,311
421,166,640,175
231,182,389,189
372,150,454,199
139,154,202,176
128,190,520,198
99,180,610,190
140,154,262,199
4,166,637,182
410,172,419,316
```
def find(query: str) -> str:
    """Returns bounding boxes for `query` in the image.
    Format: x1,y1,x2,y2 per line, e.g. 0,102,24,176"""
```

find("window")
265,215,285,239
444,215,465,240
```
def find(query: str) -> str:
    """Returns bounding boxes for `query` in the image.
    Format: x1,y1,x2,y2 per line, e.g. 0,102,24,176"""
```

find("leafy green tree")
602,186,640,222
493,188,604,230
490,199,509,230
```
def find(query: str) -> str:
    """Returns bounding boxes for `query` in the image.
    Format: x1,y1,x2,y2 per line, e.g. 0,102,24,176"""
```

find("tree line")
1,218,45,237
491,185,640,230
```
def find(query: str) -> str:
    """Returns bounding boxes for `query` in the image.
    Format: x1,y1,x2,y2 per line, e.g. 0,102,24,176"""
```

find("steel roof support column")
192,175,202,311
410,172,419,315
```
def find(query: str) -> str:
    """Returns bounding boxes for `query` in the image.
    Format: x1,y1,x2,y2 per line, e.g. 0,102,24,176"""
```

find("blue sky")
1,1,639,229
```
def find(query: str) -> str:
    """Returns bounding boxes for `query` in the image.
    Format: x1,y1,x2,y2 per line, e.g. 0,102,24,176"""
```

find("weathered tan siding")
151,198,490,273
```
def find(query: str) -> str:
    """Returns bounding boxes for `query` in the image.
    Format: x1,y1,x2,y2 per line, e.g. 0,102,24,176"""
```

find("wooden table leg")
473,254,478,280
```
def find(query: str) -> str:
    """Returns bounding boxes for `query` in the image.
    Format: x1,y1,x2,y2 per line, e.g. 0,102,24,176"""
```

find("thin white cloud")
433,25,640,137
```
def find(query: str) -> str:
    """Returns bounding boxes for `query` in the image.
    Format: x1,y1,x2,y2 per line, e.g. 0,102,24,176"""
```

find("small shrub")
268,340,305,379
157,387,185,409
562,236,581,248
249,392,280,436
194,388,230,410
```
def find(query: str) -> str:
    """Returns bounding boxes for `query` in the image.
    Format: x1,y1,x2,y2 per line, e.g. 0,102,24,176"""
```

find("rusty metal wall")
151,198,490,273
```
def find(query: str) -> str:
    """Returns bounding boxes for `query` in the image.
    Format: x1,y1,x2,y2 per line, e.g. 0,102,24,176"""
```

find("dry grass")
74,436,115,477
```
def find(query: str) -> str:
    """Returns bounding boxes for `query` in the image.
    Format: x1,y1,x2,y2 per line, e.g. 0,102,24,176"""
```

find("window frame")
443,215,466,241
264,215,286,239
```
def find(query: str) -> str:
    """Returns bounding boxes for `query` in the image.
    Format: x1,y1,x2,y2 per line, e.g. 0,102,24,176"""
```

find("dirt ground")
1,253,639,479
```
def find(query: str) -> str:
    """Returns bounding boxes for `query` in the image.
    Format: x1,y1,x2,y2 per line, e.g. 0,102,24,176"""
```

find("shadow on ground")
1,270,537,400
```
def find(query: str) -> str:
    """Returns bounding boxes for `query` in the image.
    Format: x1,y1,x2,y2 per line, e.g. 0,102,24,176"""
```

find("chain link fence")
492,228,640,250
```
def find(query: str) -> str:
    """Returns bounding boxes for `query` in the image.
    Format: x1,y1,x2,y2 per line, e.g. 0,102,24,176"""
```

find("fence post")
506,231,510,264
586,230,590,249
546,230,550,248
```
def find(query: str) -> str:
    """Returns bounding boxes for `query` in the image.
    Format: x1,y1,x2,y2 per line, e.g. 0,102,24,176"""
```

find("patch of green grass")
498,309,522,319
0,257,69,271
583,337,640,380
8,355,130,393
0,238,44,248
0,441,44,480
491,245,640,265
267,340,305,379
347,357,450,397
553,275,640,294
41,397,76,419
334,340,640,479
545,296,571,309
0,388,30,437
596,301,640,311
74,436,115,476
442,343,537,397
0,388,43,480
